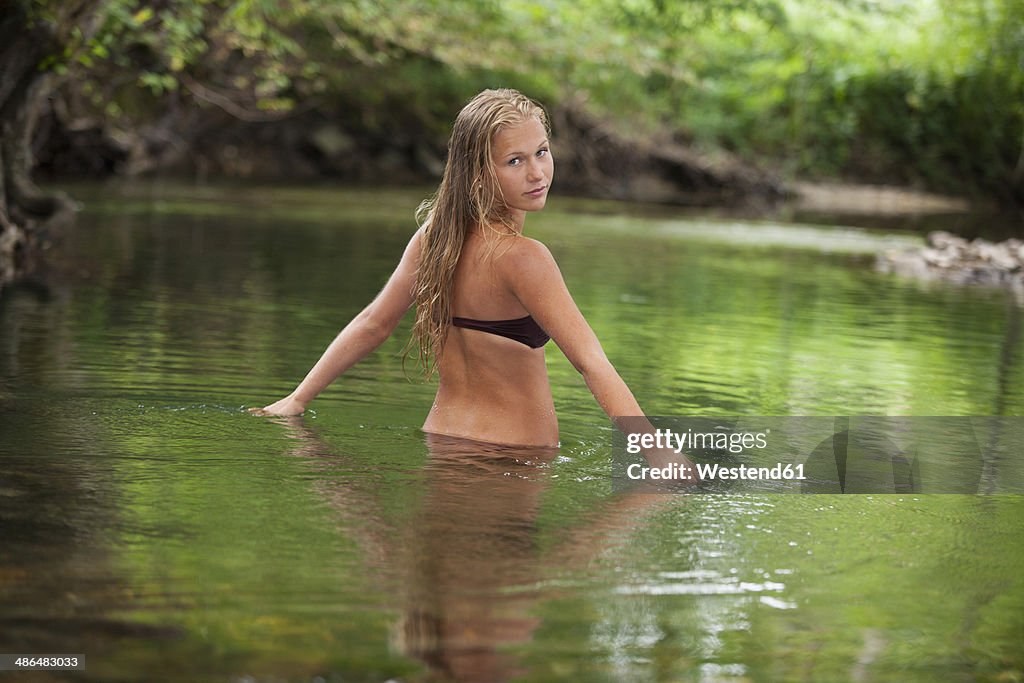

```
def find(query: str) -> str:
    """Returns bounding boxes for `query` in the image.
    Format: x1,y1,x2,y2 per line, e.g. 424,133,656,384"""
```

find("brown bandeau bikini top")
451,315,550,348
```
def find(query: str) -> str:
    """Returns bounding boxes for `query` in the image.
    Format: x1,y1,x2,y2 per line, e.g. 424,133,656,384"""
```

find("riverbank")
792,181,975,216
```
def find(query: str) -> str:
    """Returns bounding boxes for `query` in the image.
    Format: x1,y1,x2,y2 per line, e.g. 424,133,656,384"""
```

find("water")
1,182,1022,682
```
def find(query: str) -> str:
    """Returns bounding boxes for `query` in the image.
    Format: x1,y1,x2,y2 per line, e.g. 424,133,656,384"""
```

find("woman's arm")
500,237,696,477
256,229,422,416
500,237,644,421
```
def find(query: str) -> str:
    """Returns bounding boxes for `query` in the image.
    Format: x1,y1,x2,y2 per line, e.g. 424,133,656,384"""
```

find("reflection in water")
0,397,184,668
277,419,678,682
397,434,554,683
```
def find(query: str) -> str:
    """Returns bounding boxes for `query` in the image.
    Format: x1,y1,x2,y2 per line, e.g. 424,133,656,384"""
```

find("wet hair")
407,88,549,378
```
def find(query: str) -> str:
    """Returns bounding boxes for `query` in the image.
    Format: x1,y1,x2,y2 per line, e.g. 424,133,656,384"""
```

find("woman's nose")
527,159,544,181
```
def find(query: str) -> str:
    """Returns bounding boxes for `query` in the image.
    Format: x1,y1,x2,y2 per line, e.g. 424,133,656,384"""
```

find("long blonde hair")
408,88,549,378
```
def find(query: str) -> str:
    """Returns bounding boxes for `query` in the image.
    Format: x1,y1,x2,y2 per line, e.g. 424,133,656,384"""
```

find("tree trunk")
0,0,103,290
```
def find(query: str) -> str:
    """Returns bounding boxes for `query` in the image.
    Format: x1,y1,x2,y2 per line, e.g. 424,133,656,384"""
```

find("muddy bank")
32,96,788,206
36,93,994,220
793,182,973,216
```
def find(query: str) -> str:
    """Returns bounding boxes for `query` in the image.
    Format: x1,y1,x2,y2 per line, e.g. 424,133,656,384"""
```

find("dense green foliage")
40,0,1024,202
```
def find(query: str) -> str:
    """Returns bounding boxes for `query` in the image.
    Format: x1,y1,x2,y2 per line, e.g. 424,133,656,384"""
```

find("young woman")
257,88,686,457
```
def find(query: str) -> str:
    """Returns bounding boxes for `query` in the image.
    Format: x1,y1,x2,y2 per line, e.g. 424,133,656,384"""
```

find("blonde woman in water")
258,88,690,463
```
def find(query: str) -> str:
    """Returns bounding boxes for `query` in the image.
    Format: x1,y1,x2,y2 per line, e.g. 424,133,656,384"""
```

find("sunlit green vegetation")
42,0,1019,203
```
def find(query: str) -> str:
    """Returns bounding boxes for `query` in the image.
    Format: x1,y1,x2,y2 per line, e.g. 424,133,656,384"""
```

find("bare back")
422,232,559,446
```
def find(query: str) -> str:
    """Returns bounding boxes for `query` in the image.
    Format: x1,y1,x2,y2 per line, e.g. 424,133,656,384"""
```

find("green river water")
1,183,1022,682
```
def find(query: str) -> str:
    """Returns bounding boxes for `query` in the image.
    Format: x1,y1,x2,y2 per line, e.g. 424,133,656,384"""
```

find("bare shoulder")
497,235,559,280
492,235,574,314
410,224,425,247
506,235,553,260
399,225,425,262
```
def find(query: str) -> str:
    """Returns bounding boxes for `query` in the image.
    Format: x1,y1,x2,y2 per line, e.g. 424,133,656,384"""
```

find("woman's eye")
537,148,549,157
508,157,522,166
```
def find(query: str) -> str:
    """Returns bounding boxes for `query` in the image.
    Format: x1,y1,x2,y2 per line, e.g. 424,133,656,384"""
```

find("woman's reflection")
275,418,679,683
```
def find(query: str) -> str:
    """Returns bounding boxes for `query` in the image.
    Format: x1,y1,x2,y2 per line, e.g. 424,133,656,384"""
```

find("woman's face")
489,117,553,218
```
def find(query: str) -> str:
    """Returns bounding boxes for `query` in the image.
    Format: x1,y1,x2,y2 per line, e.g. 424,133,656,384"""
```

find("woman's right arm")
257,228,422,416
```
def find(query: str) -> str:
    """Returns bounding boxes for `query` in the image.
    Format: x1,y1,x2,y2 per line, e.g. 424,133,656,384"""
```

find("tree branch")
177,72,316,123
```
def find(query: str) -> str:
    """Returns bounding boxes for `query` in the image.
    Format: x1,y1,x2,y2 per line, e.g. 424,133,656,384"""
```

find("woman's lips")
525,186,547,197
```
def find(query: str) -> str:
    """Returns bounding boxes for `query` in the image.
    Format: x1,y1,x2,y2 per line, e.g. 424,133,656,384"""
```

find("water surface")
1,183,1022,682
